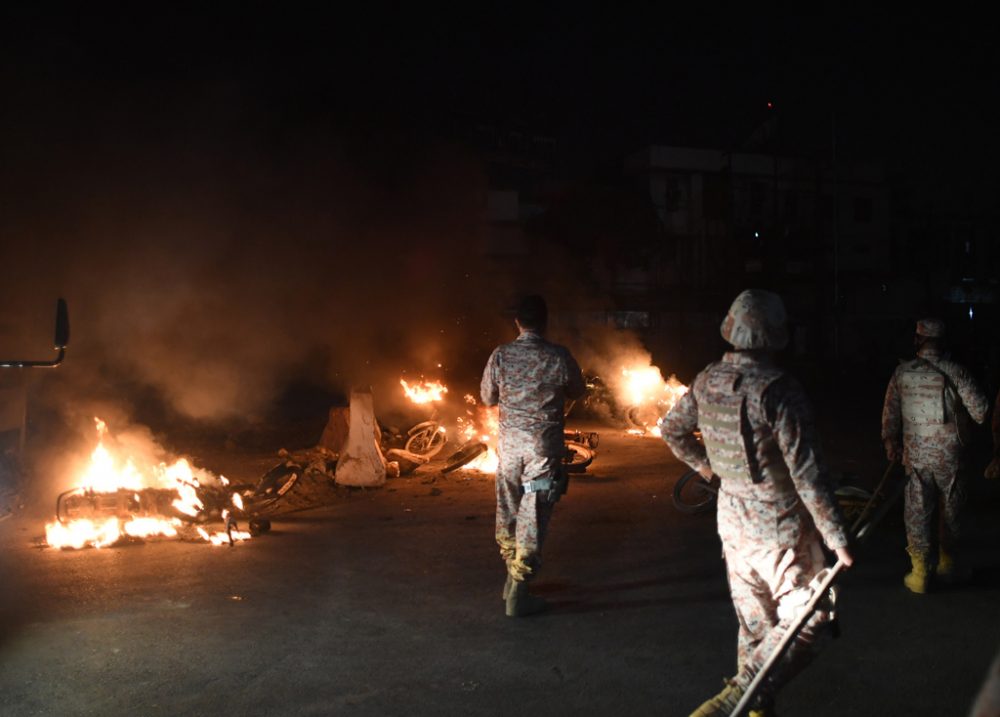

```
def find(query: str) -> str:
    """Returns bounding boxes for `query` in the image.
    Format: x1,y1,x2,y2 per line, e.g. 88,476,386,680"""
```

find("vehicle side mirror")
0,298,69,368
54,298,69,350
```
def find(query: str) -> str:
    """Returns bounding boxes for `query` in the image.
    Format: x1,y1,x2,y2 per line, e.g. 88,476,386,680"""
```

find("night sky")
1,6,997,428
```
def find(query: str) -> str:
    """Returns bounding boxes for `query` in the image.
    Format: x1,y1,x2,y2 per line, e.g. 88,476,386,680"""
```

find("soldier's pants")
904,467,963,555
495,448,558,582
718,491,836,698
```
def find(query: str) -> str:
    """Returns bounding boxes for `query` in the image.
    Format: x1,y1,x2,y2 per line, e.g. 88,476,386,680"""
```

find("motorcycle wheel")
441,441,488,473
562,441,594,473
247,462,302,512
405,421,448,458
672,470,720,514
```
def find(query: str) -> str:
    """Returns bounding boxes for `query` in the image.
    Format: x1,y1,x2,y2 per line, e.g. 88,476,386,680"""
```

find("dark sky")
2,6,997,162
1,5,997,427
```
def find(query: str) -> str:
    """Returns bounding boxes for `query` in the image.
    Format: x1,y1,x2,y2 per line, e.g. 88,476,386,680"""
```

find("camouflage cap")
720,289,789,350
916,318,945,338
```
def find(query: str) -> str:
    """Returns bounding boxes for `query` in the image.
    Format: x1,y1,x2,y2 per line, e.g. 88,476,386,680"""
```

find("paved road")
1,419,998,716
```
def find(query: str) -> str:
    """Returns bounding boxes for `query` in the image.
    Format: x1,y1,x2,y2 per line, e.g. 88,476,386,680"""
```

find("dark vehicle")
1,299,70,520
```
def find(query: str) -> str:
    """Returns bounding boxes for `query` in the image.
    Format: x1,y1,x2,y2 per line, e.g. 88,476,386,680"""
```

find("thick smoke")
0,112,514,434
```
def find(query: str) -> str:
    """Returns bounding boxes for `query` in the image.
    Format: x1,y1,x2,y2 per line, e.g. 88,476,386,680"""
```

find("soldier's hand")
698,465,714,480
883,440,900,464
985,458,1000,481
834,546,854,568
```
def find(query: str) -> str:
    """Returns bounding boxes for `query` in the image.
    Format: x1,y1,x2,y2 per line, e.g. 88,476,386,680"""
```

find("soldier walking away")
660,290,853,717
480,295,586,617
881,318,988,593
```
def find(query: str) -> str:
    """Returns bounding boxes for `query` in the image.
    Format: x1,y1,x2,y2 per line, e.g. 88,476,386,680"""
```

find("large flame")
45,417,246,549
619,365,688,436
400,378,449,404
459,396,499,473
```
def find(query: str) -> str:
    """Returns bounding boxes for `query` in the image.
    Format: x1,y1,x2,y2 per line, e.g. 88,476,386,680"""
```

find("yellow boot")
689,682,745,717
904,548,929,594
935,546,971,583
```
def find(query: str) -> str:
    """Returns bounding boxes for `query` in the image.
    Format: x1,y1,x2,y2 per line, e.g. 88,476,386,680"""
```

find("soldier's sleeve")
768,378,849,550
881,371,902,447
480,348,500,407
947,363,989,425
659,385,711,475
563,350,586,400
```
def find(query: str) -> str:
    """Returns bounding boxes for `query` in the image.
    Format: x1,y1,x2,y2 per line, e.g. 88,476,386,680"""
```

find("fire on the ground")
45,418,250,549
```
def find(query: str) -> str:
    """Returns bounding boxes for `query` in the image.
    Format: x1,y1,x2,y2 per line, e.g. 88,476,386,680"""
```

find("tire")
441,441,488,473
248,462,302,512
625,405,645,428
672,470,719,514
562,441,594,473
834,485,873,526
405,421,448,458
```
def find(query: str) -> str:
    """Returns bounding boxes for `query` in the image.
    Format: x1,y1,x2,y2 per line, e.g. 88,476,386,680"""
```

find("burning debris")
45,367,606,551
45,418,251,550
575,362,687,436
619,365,688,436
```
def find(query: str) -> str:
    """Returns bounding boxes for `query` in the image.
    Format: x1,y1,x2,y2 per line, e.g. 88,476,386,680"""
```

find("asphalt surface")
2,415,999,716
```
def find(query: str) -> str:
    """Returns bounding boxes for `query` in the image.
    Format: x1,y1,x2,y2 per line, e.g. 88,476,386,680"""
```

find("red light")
767,101,774,109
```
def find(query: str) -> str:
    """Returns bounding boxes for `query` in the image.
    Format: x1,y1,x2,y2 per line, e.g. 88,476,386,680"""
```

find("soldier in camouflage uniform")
881,318,988,592
660,290,853,717
481,295,585,617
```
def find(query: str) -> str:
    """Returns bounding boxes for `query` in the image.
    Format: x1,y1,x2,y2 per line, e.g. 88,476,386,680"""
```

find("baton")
850,460,899,536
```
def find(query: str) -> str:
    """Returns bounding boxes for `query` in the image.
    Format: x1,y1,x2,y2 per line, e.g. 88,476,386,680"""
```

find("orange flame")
620,365,689,436
45,418,247,549
400,378,449,404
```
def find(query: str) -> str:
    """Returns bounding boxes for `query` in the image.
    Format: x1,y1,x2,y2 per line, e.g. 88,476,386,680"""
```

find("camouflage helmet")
720,289,789,350
915,318,945,338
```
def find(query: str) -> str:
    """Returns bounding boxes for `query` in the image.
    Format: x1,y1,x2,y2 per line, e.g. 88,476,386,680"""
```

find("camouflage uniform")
661,290,849,712
881,334,988,559
481,330,585,583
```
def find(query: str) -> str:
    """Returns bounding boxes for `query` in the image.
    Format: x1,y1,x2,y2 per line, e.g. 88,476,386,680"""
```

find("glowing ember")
45,417,245,549
401,378,449,404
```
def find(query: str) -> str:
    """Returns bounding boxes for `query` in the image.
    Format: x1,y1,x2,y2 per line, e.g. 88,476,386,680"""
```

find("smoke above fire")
0,69,683,450
0,118,518,428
